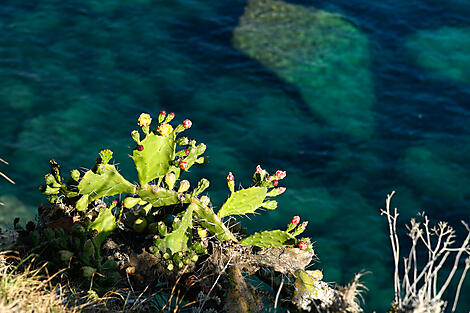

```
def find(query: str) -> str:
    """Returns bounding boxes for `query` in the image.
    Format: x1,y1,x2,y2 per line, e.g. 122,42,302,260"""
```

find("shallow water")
1,0,470,311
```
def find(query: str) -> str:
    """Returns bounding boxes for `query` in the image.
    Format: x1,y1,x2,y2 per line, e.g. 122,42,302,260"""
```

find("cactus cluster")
32,111,313,294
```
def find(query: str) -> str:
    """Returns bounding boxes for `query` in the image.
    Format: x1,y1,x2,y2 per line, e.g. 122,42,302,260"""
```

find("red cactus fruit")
226,172,234,182
291,216,300,225
182,119,192,129
298,241,308,250
272,180,279,186
137,145,144,151
160,110,166,116
179,161,189,170
276,170,286,179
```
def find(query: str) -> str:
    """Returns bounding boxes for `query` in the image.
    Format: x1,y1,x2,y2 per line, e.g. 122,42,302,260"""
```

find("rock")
233,0,375,138
224,266,263,313
406,27,470,84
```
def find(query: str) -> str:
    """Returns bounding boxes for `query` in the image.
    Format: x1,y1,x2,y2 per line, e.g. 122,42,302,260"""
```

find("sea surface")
1,0,470,311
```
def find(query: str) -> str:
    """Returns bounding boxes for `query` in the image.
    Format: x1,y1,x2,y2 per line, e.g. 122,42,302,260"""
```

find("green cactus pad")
192,200,237,242
78,164,136,202
137,186,187,207
154,203,193,255
88,205,118,248
132,132,175,185
241,229,294,248
218,186,268,218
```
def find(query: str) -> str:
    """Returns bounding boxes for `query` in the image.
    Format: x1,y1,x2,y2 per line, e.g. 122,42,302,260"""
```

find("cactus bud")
192,178,210,197
99,149,113,165
276,170,287,179
197,228,208,240
164,112,175,124
137,145,144,151
157,221,168,236
185,149,190,156
81,266,96,278
163,252,171,260
179,161,189,170
287,215,301,232
200,195,210,206
131,130,140,143
298,241,308,250
262,200,277,210
133,218,148,233
176,137,189,145
59,250,74,262
182,119,192,129
292,221,308,237
167,263,174,271
191,254,199,262
158,110,167,123
178,180,190,193
83,239,95,257
126,266,136,275
137,113,152,127
165,172,176,190
227,172,235,193
178,261,184,269
70,169,80,182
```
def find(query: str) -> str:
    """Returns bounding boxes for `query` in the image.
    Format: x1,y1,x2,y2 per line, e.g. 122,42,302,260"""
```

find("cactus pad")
241,229,294,248
218,186,268,218
154,203,193,254
132,132,175,185
78,164,136,202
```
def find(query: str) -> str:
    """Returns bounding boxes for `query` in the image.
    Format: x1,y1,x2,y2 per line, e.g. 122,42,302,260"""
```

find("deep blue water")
1,0,470,311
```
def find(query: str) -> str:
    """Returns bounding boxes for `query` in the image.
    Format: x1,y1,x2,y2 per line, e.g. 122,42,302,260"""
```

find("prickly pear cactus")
240,229,294,248
218,186,269,218
192,200,238,242
132,131,176,186
137,185,187,207
88,200,120,248
78,152,136,203
154,203,194,255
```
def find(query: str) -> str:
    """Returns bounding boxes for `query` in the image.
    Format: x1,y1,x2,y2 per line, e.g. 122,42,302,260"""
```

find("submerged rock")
233,0,375,138
406,26,470,84
402,146,470,202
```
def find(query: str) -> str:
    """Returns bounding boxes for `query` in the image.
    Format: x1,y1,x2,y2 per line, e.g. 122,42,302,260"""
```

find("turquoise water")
1,0,470,311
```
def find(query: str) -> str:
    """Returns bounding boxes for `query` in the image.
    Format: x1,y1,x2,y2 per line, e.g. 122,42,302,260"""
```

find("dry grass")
0,253,76,313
